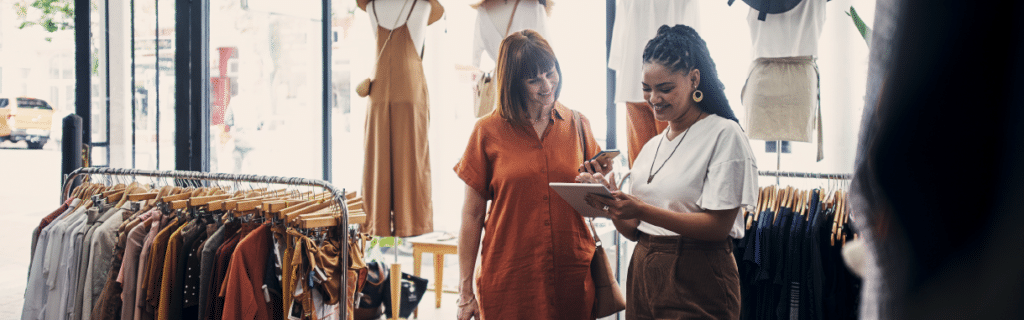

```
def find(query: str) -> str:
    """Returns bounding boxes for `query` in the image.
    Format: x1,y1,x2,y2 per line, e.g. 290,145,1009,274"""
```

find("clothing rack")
60,166,351,320
758,170,852,181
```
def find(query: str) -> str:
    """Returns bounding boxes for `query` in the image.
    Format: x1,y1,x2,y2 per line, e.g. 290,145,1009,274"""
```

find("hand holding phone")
580,149,619,174
589,150,621,163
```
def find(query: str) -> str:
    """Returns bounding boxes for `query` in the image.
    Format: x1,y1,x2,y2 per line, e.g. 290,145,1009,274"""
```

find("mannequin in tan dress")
358,0,444,237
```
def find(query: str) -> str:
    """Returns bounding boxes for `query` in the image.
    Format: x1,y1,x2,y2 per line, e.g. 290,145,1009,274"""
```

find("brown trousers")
627,232,740,320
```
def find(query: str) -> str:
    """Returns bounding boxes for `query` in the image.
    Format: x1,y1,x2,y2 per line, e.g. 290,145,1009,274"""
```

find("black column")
175,0,210,172
61,114,84,198
322,0,332,181
75,0,91,146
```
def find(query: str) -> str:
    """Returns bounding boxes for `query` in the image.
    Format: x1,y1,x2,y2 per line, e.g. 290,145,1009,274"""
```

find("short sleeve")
454,120,494,200
696,121,759,211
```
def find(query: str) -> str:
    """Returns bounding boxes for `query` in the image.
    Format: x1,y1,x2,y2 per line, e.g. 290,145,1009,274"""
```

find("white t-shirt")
747,0,826,58
471,0,549,67
629,114,758,239
608,0,700,103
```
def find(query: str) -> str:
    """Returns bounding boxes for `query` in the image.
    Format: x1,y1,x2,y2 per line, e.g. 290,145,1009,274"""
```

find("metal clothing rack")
60,167,351,320
758,170,853,181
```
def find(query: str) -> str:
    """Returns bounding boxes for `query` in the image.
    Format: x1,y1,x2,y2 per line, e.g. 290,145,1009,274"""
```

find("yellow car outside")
0,97,55,149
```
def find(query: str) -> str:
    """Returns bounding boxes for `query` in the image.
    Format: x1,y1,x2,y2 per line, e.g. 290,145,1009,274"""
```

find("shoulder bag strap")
574,109,603,246
505,0,522,36
573,110,586,158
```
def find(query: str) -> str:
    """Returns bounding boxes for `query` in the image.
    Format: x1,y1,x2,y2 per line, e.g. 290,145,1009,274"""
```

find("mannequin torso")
482,0,517,33
368,0,431,53
472,0,548,67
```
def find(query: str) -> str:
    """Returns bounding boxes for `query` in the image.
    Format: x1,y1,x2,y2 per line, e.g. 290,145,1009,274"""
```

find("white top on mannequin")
747,0,826,58
608,0,700,103
368,0,432,54
472,0,549,67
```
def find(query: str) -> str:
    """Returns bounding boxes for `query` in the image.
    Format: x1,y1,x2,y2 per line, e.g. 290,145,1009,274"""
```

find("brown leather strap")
406,0,419,23
576,110,603,246
588,218,602,246
573,110,586,159
504,0,521,36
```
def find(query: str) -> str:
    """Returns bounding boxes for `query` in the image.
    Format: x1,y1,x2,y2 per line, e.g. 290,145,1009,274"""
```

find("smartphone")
589,149,620,163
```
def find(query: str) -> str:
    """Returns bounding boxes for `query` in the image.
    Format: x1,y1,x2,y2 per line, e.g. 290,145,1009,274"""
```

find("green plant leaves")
846,6,872,47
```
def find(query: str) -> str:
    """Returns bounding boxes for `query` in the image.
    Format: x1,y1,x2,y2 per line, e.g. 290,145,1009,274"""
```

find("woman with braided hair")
580,24,758,320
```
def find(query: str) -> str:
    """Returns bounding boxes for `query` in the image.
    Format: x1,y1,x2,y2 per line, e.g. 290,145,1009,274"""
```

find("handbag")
473,0,521,118
354,261,389,320
348,233,370,320
574,110,627,317
382,272,429,319
474,72,497,117
588,220,627,317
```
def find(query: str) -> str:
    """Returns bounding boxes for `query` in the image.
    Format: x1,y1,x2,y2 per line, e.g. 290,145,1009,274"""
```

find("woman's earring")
692,89,703,103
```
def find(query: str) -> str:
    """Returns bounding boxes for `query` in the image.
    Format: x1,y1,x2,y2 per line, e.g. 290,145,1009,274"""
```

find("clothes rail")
60,166,350,320
758,170,852,180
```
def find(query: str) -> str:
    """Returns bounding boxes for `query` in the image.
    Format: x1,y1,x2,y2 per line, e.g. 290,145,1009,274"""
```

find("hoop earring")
692,89,703,103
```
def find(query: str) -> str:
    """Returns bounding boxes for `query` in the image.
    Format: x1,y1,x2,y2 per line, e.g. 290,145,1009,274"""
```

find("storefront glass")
208,0,324,179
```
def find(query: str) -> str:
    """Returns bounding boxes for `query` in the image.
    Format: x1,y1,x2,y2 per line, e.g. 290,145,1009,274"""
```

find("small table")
410,235,458,317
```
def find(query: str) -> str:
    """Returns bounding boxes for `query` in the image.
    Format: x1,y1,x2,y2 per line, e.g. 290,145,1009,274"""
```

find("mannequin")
740,0,826,160
607,0,699,166
471,0,550,67
357,0,444,238
367,0,432,54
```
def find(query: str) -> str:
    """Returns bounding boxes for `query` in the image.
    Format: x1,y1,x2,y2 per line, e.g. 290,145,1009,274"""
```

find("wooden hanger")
298,214,341,229
189,193,232,208
758,185,773,223
285,200,337,224
774,186,787,224
114,183,147,208
799,190,808,216
129,192,160,201
278,200,318,220
161,191,192,203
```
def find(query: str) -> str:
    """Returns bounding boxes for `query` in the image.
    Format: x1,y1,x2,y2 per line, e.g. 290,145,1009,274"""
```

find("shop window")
51,87,59,107
765,141,792,154
208,0,323,178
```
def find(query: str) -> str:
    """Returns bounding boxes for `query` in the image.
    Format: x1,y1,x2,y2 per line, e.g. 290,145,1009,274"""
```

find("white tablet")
549,182,615,219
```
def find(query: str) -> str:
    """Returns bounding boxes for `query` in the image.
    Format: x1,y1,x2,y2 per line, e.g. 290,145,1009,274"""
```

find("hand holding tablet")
549,183,615,218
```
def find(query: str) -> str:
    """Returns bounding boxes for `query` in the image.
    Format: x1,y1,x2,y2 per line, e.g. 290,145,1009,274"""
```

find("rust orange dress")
626,101,669,167
455,102,601,320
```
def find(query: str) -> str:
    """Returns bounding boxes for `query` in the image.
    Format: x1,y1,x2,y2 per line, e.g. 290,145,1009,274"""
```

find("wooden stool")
410,236,458,318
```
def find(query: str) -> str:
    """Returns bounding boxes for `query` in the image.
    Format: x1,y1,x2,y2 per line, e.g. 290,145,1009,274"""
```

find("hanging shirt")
120,209,160,320
48,209,88,320
221,224,274,320
82,207,126,320
22,199,80,320
629,114,758,239
747,0,826,58
608,0,700,103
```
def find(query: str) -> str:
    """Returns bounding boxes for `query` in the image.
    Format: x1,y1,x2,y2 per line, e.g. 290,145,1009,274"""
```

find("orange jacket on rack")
220,224,273,320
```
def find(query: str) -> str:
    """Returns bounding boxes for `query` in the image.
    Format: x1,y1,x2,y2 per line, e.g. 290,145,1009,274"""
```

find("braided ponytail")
642,24,739,124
